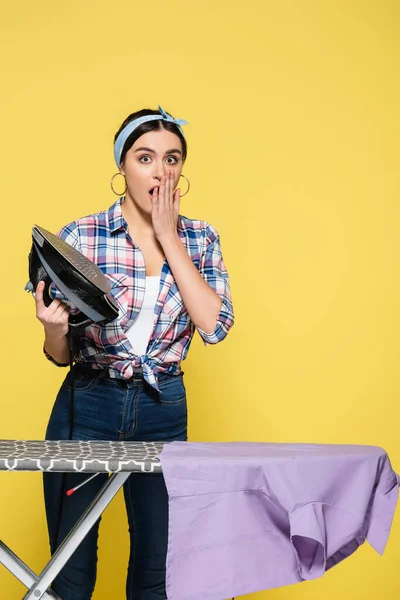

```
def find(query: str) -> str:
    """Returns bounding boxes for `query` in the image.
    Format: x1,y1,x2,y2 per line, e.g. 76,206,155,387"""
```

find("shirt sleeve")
196,225,234,345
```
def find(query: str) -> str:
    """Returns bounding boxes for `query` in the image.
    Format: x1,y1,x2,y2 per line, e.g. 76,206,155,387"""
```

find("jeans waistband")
72,362,141,380
72,361,182,382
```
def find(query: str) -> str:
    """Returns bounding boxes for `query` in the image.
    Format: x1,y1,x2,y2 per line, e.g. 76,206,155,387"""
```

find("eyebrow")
134,147,182,156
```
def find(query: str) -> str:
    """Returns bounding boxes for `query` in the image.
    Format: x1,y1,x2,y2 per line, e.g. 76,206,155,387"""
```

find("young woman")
35,105,234,600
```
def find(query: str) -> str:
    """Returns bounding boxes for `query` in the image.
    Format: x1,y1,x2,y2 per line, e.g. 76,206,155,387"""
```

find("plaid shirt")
47,198,234,390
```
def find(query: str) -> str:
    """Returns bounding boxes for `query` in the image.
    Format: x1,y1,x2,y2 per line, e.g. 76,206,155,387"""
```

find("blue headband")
113,105,188,167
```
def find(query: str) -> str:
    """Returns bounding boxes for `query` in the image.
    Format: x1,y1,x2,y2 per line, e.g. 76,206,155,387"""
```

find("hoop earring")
179,174,191,197
110,172,127,196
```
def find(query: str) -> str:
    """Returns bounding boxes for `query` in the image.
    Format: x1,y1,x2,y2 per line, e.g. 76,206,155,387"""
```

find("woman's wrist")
44,329,70,364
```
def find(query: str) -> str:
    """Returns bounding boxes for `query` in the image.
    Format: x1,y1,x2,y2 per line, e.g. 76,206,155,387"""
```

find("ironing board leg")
0,541,60,599
23,471,131,600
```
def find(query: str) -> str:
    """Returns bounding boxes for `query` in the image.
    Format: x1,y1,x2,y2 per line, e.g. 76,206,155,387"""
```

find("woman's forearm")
44,330,70,365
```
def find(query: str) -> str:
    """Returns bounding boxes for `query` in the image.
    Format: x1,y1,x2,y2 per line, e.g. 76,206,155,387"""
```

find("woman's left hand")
151,170,180,243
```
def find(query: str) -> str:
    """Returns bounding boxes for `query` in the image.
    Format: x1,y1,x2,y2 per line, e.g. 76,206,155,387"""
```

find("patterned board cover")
0,440,164,473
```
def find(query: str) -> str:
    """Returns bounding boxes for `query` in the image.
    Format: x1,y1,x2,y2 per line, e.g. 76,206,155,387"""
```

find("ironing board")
0,439,164,600
3,440,398,600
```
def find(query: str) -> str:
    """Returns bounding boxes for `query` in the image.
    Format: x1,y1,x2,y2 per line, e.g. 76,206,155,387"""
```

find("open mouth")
149,186,158,197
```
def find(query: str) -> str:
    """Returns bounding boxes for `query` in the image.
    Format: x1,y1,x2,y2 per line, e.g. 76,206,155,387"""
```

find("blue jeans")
43,364,187,600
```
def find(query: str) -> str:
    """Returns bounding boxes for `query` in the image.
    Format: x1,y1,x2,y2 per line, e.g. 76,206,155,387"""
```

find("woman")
35,105,234,600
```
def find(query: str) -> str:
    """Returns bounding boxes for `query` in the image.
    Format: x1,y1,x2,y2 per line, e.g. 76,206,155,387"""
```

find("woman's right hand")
35,280,70,338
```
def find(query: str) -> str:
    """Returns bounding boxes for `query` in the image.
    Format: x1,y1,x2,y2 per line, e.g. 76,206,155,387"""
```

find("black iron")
26,225,119,328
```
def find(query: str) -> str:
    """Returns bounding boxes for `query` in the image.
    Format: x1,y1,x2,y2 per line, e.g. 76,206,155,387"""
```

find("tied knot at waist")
138,354,160,391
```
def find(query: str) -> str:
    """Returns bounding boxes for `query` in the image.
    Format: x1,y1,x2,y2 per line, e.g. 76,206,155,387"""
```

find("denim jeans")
43,364,187,600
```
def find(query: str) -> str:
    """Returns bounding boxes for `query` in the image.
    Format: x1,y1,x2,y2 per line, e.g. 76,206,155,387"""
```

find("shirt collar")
107,197,127,234
107,196,187,240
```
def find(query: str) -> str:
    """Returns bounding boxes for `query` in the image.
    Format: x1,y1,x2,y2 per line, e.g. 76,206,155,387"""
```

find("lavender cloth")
159,442,399,600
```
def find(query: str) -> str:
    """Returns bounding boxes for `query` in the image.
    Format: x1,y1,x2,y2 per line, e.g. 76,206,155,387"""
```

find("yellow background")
1,1,399,598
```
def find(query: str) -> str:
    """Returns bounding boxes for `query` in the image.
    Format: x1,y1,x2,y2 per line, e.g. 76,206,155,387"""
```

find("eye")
165,156,179,165
139,155,152,163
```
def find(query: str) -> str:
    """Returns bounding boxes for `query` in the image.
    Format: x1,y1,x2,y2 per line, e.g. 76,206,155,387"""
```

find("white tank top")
125,276,160,356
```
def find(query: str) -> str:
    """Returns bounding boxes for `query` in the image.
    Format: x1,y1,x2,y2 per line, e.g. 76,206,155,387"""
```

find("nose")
153,159,166,181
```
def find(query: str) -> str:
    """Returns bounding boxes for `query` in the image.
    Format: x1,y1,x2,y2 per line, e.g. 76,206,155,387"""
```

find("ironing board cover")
0,440,163,473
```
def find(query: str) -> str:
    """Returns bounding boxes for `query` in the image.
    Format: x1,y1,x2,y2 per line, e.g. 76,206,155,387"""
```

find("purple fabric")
159,442,399,600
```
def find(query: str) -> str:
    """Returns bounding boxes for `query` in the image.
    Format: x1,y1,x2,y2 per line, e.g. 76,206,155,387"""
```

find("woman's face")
120,128,184,214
